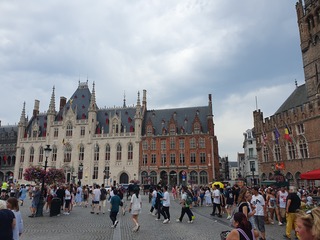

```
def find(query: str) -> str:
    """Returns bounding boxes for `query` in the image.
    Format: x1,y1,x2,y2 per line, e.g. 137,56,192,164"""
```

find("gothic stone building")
253,0,320,187
14,82,219,186
0,123,17,182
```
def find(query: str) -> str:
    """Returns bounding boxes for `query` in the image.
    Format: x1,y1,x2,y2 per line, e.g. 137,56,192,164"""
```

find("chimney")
59,97,67,111
33,100,40,117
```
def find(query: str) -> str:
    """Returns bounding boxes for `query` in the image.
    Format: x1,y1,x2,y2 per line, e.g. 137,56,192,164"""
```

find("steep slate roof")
229,161,238,168
97,108,136,134
143,106,210,135
56,85,92,121
274,84,308,114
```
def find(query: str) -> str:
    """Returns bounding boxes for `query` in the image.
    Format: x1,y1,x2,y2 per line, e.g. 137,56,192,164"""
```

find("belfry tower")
296,0,320,100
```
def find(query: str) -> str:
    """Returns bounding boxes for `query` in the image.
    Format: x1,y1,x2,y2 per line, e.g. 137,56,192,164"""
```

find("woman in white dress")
205,187,212,206
128,187,142,232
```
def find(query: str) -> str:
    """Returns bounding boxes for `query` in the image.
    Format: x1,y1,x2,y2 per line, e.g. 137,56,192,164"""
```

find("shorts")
254,215,265,232
65,199,71,209
92,201,99,204
31,202,37,208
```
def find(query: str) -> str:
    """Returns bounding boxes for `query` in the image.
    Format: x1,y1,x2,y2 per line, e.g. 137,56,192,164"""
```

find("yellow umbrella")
212,182,224,189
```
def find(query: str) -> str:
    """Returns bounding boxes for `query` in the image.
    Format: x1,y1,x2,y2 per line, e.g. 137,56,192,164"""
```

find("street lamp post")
78,163,83,186
36,144,52,217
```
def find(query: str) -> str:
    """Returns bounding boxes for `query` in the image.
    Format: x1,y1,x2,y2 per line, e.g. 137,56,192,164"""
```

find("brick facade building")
253,0,320,187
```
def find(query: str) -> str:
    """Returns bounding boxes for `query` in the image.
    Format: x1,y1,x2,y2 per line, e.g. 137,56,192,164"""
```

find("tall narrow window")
116,143,122,161
39,146,44,163
199,171,208,185
161,140,166,150
151,154,156,164
179,139,185,149
170,153,176,165
143,154,147,165
20,148,25,163
151,139,156,150
199,138,205,148
105,144,110,161
180,153,185,165
29,147,34,163
52,146,57,162
263,147,269,162
170,137,175,149
93,166,98,179
128,143,133,160
190,138,196,149
287,142,296,160
200,152,206,164
79,145,84,161
18,168,23,180
194,123,200,134
64,144,72,162
66,122,73,137
190,152,196,163
80,126,85,137
54,128,59,138
94,144,99,161
161,154,166,166
299,139,308,159
142,141,148,151
274,145,281,162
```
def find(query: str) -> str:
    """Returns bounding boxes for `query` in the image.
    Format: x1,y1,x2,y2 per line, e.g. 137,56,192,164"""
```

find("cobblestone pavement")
19,194,287,240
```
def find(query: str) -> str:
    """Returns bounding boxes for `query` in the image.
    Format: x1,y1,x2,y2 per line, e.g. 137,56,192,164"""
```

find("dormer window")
147,126,153,136
169,124,176,135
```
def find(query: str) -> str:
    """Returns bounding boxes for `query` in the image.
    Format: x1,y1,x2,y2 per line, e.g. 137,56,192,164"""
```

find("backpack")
185,192,193,206
230,202,244,222
100,188,107,201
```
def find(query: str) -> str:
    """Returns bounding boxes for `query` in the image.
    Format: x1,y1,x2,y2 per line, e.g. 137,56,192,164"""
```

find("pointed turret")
48,86,56,115
88,82,97,112
19,102,26,126
123,91,127,108
207,94,215,136
134,91,142,140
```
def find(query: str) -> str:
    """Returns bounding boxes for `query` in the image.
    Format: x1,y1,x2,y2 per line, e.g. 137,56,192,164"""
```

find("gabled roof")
274,84,308,114
229,161,238,168
143,106,210,135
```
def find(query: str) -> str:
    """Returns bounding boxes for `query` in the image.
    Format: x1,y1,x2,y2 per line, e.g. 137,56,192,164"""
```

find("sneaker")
210,213,215,216
136,225,140,232
227,216,231,220
270,221,274,225
163,219,169,224
191,215,195,220
149,212,153,215
217,215,222,218
176,219,181,222
114,220,119,228
187,220,194,224
155,218,161,221
278,222,283,226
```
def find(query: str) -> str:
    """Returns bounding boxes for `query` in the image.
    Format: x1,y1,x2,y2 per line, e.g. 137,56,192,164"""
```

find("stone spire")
89,81,97,111
123,91,127,108
48,86,56,115
19,102,26,126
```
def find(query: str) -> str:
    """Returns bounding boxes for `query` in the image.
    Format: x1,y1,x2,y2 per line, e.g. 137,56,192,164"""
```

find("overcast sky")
0,0,304,161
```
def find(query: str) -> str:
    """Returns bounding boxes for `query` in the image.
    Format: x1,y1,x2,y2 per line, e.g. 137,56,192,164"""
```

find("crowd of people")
1,179,320,239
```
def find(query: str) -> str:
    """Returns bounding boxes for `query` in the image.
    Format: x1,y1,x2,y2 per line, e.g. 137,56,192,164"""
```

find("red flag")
3,155,7,162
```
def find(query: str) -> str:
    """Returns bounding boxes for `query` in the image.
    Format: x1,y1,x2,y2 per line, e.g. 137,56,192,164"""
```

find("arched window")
128,143,133,160
105,144,110,161
190,171,198,184
116,143,122,161
287,142,296,160
52,145,57,162
39,146,44,163
94,144,99,161
299,138,308,159
79,144,84,161
20,148,25,163
150,171,157,185
66,122,73,137
199,171,208,184
64,144,72,162
29,147,34,163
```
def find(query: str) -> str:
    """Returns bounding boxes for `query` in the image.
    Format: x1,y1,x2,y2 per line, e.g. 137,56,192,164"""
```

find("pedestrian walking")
129,187,142,232
7,197,24,240
205,187,212,206
225,186,234,220
176,186,194,223
109,189,121,228
251,186,266,240
211,184,222,217
99,184,107,214
75,184,82,206
161,186,170,224
18,185,28,206
28,185,40,218
283,186,301,239
91,185,101,214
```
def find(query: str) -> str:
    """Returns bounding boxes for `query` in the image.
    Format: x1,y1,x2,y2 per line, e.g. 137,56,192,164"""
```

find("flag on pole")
261,131,268,146
284,128,292,142
274,128,280,144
